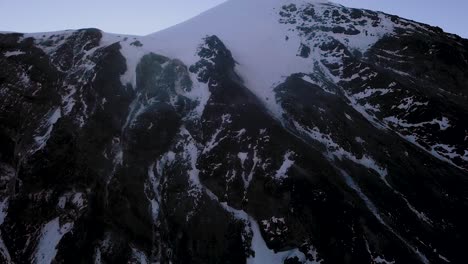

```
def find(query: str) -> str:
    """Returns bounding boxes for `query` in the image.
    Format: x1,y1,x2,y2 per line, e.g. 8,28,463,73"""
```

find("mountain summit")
1,0,467,263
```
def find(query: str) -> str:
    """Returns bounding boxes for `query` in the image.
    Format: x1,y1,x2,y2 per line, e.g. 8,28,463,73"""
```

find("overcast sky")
0,0,466,38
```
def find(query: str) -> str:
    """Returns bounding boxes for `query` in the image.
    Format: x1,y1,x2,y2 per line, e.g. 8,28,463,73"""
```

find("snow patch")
57,196,67,209
247,219,315,264
131,248,149,264
203,114,232,154
374,256,395,264
275,151,295,180
4,50,25,57
355,137,365,144
238,152,248,167
0,198,8,225
34,217,74,264
33,108,62,153
352,88,391,100
244,149,260,189
0,197,10,262
203,127,227,154
72,193,85,209
99,34,145,88
384,116,451,131
180,127,203,201
397,97,428,111
293,121,388,179
438,254,450,263
94,248,102,264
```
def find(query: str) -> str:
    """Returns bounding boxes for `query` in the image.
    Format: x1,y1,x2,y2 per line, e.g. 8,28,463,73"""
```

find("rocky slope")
1,0,467,263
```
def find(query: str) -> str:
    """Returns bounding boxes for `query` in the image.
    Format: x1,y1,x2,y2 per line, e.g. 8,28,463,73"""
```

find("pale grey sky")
0,0,466,38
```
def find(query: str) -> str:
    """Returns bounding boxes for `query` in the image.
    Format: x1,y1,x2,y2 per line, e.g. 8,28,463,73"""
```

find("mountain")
1,0,468,263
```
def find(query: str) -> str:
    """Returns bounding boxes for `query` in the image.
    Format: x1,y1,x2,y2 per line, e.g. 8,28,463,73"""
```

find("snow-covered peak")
18,0,403,119
137,0,393,116
228,0,330,4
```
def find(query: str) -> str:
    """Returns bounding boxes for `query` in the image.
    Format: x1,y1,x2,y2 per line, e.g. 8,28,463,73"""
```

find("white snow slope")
96,0,398,117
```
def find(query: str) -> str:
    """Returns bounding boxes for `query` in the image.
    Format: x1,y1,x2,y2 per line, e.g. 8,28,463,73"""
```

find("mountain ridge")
1,0,467,263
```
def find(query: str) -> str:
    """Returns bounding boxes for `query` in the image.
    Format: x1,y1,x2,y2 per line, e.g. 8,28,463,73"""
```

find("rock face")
1,0,467,263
